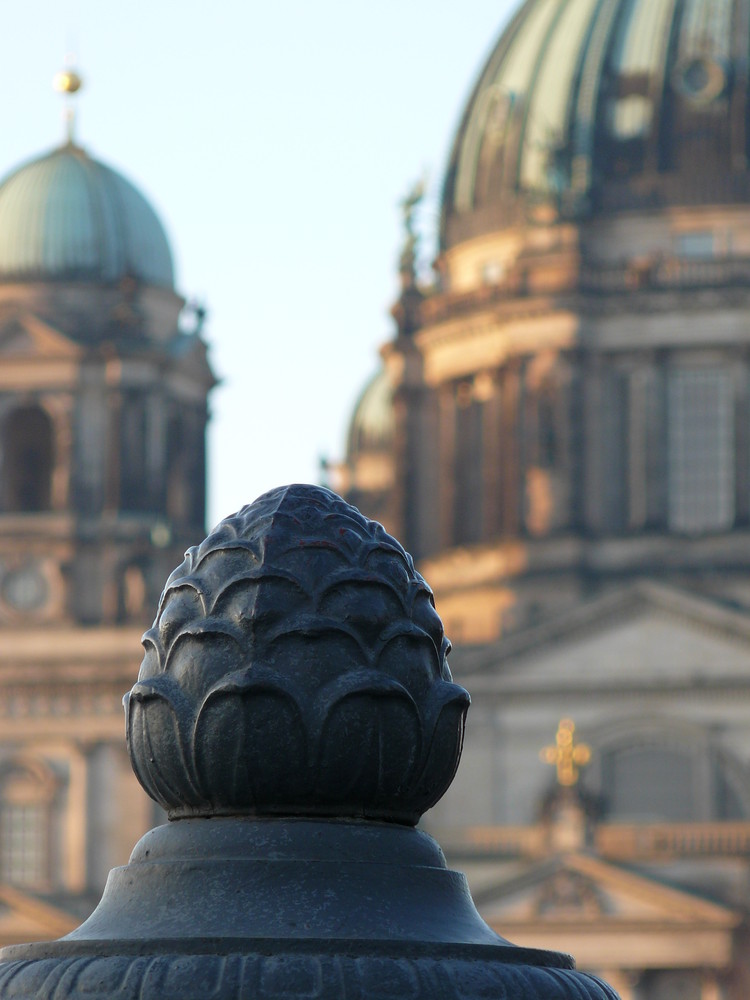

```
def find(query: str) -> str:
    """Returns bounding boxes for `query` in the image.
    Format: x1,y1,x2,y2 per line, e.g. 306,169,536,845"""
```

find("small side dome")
346,369,394,460
0,144,174,288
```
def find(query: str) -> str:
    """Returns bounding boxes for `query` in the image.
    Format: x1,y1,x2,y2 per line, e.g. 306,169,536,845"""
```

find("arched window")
1,405,54,512
0,760,56,890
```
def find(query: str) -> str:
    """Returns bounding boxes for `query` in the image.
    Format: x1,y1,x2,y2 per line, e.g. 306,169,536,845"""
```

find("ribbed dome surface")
0,144,174,288
442,0,750,248
347,369,394,459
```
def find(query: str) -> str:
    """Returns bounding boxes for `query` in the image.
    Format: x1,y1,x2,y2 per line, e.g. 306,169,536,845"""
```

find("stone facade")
0,139,214,934
334,2,750,996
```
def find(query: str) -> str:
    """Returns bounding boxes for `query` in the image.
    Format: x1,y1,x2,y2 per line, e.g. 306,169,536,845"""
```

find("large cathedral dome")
442,0,750,249
344,0,750,643
0,143,174,289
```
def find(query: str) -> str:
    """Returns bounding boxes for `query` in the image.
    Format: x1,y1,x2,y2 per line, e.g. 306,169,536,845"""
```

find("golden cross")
540,719,591,786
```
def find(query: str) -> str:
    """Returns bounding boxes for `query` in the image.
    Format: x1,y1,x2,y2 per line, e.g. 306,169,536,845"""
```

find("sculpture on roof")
398,176,426,275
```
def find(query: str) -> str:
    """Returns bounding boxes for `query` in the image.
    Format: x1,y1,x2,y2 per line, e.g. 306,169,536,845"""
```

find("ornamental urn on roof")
0,485,620,1000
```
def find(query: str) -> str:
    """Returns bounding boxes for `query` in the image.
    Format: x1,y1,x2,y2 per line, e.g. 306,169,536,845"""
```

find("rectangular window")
0,803,47,889
675,231,715,258
604,746,695,822
668,368,734,533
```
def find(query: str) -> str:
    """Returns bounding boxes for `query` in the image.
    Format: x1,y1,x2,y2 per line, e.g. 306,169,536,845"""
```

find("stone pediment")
473,852,736,925
0,313,81,359
454,582,750,693
469,852,738,971
0,885,77,945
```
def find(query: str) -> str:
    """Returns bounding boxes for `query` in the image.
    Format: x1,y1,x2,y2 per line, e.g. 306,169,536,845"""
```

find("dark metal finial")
125,484,470,824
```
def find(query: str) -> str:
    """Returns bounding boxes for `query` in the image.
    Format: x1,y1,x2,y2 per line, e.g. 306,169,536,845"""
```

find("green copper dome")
0,144,174,288
347,369,394,459
442,0,750,248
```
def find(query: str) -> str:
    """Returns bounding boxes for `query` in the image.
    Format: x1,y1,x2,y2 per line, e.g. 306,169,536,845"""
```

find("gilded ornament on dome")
52,69,82,94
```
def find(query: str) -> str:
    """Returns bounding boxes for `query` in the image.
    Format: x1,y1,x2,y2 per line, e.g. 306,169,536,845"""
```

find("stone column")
479,372,502,540
500,360,522,536
700,971,722,1000
733,353,748,525
646,353,669,529
438,383,457,550
410,385,441,559
45,394,73,511
582,352,605,533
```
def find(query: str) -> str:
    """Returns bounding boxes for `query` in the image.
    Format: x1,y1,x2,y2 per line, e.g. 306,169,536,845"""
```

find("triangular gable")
473,852,737,926
0,313,81,360
0,883,78,944
454,582,750,692
469,851,739,972
0,319,33,355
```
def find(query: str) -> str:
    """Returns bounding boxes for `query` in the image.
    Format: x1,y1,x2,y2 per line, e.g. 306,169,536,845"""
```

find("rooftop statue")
398,176,425,277
0,485,620,999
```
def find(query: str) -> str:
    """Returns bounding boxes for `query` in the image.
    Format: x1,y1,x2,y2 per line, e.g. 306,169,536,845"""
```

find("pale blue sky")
1,1,518,526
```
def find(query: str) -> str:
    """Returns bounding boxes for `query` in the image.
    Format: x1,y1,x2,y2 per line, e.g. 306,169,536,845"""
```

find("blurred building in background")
0,76,215,939
335,1,750,996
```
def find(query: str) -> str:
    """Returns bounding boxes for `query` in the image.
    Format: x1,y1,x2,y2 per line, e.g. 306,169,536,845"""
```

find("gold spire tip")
53,60,83,145
53,68,83,95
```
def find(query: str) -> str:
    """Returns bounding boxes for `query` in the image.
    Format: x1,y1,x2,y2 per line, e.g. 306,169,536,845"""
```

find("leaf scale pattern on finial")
125,485,470,824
